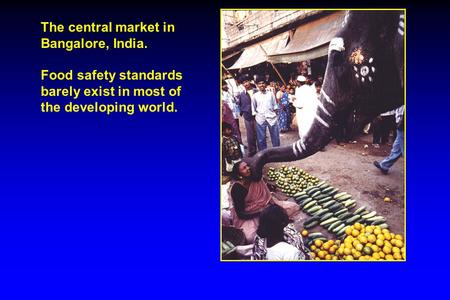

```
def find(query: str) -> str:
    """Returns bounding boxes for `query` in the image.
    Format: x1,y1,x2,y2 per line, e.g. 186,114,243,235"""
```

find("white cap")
297,75,307,82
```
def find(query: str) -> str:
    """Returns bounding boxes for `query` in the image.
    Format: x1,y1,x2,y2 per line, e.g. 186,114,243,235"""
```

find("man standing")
236,75,257,157
294,75,315,138
373,105,404,174
251,76,280,151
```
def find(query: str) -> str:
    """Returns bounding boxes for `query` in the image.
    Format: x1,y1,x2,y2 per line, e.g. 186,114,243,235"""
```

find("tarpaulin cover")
268,11,347,63
228,32,290,69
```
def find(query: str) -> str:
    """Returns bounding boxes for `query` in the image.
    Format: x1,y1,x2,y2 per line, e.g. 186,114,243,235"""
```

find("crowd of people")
222,73,323,176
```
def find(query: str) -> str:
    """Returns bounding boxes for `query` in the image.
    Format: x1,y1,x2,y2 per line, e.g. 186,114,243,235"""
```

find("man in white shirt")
251,76,280,151
294,75,309,109
294,75,317,138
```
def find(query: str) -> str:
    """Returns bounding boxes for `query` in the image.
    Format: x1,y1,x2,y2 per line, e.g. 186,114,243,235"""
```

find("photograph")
221,9,405,261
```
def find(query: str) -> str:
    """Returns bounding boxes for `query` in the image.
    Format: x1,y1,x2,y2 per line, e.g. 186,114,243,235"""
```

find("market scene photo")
221,9,405,261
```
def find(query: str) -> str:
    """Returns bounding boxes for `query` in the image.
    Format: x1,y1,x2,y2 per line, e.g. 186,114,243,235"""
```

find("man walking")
251,76,280,151
374,105,404,174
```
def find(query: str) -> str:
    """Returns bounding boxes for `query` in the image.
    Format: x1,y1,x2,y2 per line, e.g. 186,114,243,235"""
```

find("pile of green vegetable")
268,166,389,239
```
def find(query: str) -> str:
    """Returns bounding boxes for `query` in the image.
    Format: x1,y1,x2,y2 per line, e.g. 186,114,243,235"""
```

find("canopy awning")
222,50,242,62
228,32,290,69
268,11,347,64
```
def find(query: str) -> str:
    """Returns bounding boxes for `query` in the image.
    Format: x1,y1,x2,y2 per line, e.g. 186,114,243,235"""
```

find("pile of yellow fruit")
337,223,405,261
309,239,340,261
307,224,405,261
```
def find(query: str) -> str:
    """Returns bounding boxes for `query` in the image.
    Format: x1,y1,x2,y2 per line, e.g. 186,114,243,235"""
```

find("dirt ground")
239,120,405,237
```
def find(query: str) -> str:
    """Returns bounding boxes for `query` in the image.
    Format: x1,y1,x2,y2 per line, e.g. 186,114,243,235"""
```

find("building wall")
222,10,322,51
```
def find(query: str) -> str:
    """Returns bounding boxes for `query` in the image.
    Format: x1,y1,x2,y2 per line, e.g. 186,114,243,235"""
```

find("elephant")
250,10,405,180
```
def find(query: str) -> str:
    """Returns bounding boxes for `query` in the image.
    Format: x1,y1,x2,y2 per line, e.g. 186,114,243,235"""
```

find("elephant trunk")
249,90,336,180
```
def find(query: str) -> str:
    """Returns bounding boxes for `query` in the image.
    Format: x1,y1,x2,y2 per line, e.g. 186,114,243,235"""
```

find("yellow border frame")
220,8,406,262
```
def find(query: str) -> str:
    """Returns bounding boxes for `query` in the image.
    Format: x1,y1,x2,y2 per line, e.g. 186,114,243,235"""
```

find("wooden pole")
259,45,286,86
269,61,286,86
221,62,231,77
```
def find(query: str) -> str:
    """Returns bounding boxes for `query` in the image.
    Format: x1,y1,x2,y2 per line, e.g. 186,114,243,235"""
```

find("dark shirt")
236,90,255,121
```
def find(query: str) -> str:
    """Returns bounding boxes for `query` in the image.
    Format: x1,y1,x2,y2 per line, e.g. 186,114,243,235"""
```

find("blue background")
0,0,448,297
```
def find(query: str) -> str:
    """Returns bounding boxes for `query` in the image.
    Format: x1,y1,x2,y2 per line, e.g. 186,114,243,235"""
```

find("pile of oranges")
305,223,405,261
309,239,340,261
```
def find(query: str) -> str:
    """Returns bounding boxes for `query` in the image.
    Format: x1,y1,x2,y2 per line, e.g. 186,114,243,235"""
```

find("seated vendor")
229,160,299,244
252,204,310,260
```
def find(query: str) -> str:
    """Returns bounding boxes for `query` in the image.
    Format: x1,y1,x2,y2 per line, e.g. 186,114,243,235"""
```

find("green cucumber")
319,183,330,190
303,200,318,210
328,220,343,231
333,224,346,234
328,203,344,212
360,219,372,225
320,217,338,226
333,192,348,199
343,199,356,208
354,206,367,215
314,194,330,201
334,208,348,217
304,186,317,193
337,212,353,221
362,211,377,219
317,196,333,205
310,190,322,199
222,243,230,251
371,219,386,226
326,188,340,196
225,241,235,249
306,205,321,215
316,181,327,188
322,200,337,209
321,186,334,194
308,232,326,239
348,203,357,210
293,191,307,198
307,187,320,196
319,212,334,222
304,220,319,229
295,194,310,202
313,208,330,217
345,214,361,225
311,208,325,216
367,216,385,222
336,194,353,202
300,197,314,207
303,215,321,226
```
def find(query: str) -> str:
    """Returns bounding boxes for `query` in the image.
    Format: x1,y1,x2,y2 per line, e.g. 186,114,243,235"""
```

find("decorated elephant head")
250,10,405,180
